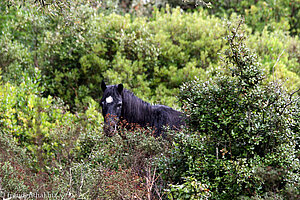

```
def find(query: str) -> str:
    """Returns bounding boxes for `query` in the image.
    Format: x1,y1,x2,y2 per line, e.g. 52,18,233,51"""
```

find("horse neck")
121,91,152,125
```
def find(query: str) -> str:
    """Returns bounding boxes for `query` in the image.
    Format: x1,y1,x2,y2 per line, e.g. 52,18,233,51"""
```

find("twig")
79,165,84,197
68,167,73,198
272,49,285,82
289,88,300,100
280,95,300,115
145,164,162,200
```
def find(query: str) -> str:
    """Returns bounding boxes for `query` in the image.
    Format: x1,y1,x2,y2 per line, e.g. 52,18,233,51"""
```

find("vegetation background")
0,0,299,199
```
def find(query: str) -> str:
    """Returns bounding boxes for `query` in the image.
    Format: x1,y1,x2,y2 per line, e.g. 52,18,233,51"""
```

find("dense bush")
0,69,104,172
0,117,170,199
169,21,300,199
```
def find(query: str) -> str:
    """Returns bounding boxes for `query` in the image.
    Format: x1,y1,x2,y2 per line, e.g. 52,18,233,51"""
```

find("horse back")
152,105,185,135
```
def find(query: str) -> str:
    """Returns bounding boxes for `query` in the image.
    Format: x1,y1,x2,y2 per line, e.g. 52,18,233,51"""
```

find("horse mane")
121,89,154,127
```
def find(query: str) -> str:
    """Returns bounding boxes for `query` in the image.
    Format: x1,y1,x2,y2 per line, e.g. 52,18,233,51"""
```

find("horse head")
100,80,123,136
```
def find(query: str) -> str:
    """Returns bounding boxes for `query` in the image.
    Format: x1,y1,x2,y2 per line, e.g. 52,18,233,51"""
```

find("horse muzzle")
103,115,118,136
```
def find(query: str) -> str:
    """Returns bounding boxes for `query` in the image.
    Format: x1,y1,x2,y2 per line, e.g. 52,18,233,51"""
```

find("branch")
289,87,300,100
35,0,45,7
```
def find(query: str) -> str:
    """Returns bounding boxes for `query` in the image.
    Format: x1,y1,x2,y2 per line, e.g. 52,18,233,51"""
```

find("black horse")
100,80,185,137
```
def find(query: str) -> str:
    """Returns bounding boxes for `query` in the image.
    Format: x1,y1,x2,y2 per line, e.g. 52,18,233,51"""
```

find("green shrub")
0,71,81,169
0,129,32,195
0,32,34,84
246,29,300,91
167,176,211,200
168,20,300,199
37,3,98,110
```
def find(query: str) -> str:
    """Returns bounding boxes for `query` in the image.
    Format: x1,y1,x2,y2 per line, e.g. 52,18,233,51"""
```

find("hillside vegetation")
0,0,299,199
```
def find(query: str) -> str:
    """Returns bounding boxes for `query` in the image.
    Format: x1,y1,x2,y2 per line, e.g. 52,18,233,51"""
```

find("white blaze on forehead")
106,96,113,104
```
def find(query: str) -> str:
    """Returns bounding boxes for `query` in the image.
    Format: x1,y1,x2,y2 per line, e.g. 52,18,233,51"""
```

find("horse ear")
101,80,107,91
117,84,123,94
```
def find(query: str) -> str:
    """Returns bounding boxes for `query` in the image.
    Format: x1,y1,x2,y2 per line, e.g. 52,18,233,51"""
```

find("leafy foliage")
168,0,299,36
174,20,300,199
167,177,211,200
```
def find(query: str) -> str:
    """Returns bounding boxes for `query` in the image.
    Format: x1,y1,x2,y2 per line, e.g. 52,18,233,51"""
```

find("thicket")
1,0,299,111
0,0,299,199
